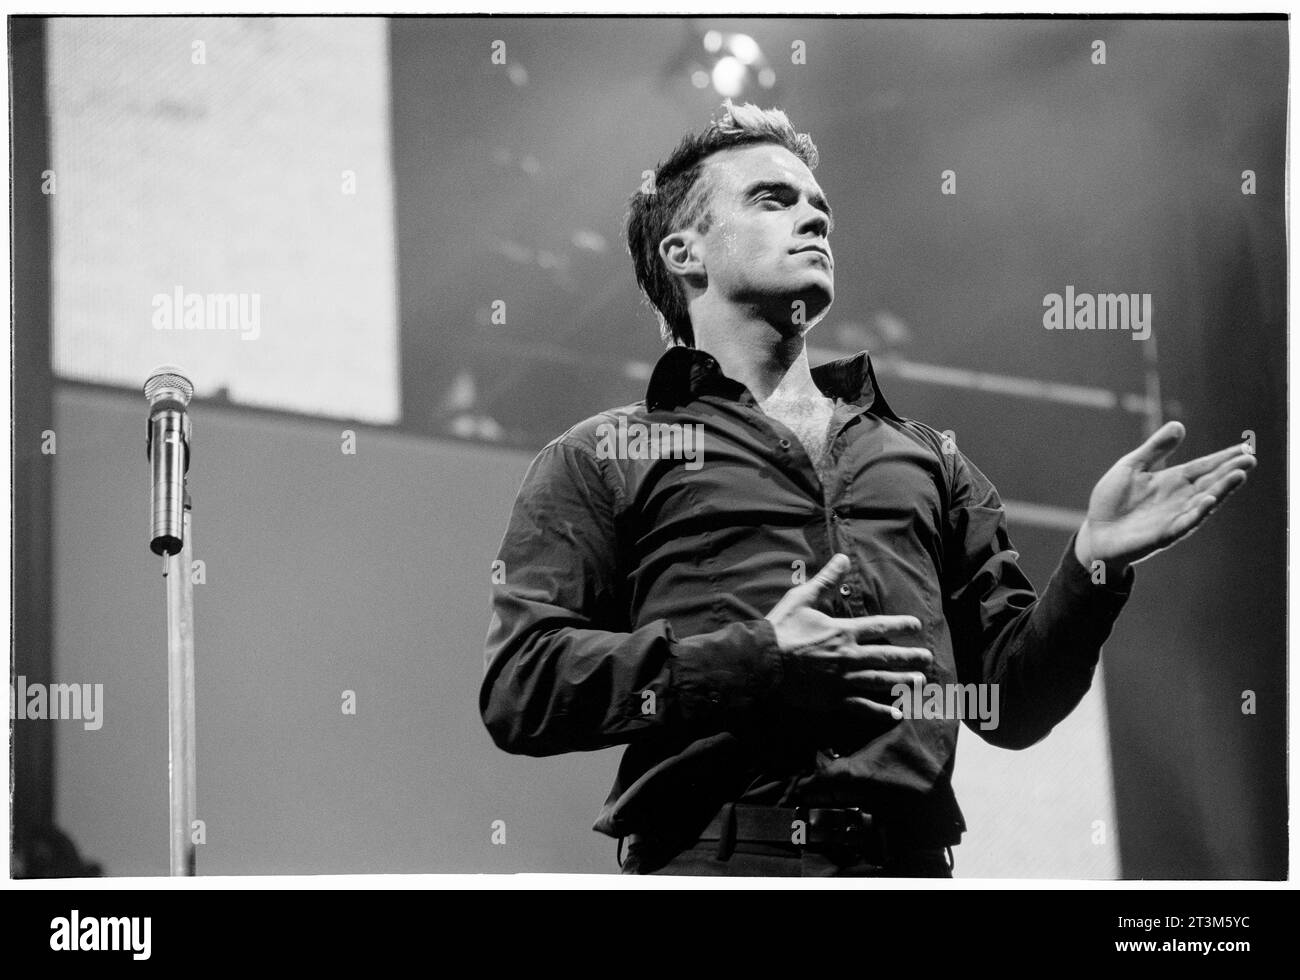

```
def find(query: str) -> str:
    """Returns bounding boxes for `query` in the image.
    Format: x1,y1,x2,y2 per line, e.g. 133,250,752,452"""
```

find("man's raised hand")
1075,421,1256,572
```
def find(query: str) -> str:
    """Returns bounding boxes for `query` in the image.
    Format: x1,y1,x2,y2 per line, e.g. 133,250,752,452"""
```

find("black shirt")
481,344,1134,853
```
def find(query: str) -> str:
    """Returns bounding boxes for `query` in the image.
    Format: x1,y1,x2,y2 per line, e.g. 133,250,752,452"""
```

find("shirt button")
778,438,791,449
839,584,852,597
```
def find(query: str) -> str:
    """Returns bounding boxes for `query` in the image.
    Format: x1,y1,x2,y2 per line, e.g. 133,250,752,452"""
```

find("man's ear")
659,229,705,286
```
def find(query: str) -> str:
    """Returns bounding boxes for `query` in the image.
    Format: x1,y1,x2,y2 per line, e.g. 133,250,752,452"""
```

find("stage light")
664,24,782,102
711,56,746,97
729,33,760,65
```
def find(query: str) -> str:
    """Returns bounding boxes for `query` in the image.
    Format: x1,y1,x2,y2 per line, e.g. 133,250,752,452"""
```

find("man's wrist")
1074,521,1131,580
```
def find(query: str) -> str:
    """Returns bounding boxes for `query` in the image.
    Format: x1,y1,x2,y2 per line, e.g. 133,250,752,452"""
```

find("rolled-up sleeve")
480,437,784,756
942,448,1134,749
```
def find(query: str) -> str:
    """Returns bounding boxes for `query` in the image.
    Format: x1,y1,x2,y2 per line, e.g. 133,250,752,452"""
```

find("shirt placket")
727,391,873,620
824,402,872,619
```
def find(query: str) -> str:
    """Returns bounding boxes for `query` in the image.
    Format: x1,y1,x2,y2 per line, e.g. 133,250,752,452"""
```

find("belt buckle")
807,806,869,837
806,807,887,865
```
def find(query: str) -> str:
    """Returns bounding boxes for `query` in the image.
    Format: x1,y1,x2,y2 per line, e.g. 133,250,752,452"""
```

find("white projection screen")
47,17,399,423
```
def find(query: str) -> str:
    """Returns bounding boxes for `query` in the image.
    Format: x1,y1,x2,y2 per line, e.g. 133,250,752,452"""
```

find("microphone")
144,366,194,556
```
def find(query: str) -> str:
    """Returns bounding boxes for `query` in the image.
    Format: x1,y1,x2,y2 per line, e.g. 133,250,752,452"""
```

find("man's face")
692,143,835,331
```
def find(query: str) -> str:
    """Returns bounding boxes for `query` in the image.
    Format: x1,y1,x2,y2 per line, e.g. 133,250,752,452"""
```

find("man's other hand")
765,553,933,721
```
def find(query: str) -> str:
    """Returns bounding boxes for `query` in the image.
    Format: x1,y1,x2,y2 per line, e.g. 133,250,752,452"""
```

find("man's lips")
792,245,833,264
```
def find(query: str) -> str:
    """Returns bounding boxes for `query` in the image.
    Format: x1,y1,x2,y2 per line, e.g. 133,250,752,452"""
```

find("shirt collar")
645,345,901,420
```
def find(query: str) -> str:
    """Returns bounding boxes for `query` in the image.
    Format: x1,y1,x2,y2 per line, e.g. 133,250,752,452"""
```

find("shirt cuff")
668,618,784,734
1040,530,1136,653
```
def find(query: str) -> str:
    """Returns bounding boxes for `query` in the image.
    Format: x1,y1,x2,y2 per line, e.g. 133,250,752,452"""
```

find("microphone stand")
162,489,197,876
146,366,198,877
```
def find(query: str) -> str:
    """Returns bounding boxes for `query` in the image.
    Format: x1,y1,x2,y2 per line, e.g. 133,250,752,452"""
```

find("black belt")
698,804,939,865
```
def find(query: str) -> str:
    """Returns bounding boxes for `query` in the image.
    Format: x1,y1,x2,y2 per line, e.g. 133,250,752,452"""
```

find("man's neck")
691,304,826,404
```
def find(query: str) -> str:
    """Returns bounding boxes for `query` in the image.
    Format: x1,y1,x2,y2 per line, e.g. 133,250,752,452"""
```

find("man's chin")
788,288,833,331
752,285,832,335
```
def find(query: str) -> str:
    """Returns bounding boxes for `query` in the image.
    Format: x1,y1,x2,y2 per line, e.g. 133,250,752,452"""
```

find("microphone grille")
144,366,194,405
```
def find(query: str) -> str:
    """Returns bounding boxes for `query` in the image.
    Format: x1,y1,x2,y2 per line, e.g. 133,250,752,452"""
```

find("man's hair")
625,100,819,348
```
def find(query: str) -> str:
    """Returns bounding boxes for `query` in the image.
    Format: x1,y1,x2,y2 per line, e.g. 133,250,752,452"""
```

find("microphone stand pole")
162,489,197,876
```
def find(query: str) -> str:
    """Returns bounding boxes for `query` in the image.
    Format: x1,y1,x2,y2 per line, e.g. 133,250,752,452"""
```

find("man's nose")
795,202,829,239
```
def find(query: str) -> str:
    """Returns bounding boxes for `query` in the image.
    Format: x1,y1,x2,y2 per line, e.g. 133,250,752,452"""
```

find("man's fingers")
1168,495,1215,539
1125,420,1186,471
840,696,905,723
839,614,923,641
843,669,928,694
1168,471,1247,539
805,553,850,596
767,553,850,617
1191,451,1256,492
1199,468,1250,507
849,645,933,668
1182,443,1256,482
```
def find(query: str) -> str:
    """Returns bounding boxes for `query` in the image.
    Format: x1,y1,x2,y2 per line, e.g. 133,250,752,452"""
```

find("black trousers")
622,836,955,878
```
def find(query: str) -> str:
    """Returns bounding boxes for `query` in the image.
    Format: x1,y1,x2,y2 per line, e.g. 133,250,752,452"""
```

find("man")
479,101,1255,876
